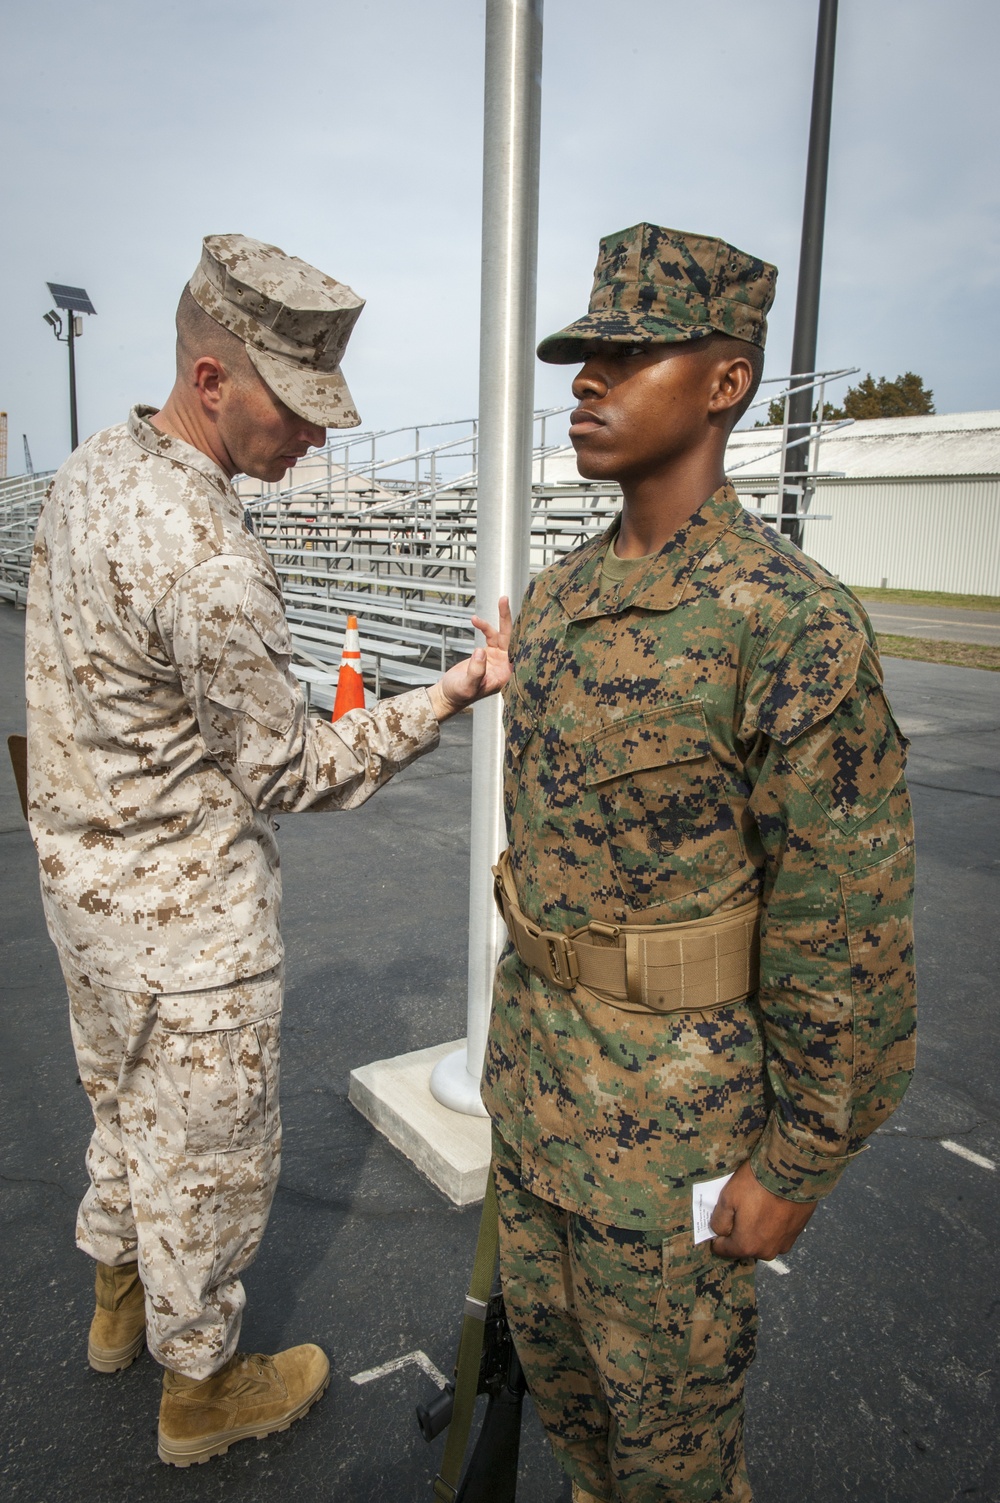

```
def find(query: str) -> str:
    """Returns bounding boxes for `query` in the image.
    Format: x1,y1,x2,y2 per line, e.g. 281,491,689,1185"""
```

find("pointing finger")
470,614,496,645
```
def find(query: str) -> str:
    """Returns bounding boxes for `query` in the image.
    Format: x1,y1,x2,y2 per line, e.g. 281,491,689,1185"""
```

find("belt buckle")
492,866,507,921
544,932,579,989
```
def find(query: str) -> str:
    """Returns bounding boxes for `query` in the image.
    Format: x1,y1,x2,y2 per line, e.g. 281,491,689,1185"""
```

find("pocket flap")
588,702,710,785
504,691,537,763
156,970,282,1032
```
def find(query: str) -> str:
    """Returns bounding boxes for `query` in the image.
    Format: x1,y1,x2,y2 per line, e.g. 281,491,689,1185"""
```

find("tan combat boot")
87,1261,146,1373
157,1345,330,1466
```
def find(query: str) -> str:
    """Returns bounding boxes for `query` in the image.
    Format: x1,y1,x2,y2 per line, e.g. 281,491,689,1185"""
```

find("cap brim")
536,312,711,365
247,345,361,428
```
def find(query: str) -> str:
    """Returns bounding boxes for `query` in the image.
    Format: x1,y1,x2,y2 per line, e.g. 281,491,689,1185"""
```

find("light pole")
43,283,97,453
782,0,838,547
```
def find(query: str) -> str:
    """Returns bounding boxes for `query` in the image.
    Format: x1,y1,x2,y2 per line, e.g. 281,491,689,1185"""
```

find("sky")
2,0,998,474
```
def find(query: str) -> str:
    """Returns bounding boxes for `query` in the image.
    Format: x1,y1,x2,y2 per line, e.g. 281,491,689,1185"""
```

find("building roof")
728,409,1000,480
534,410,1000,485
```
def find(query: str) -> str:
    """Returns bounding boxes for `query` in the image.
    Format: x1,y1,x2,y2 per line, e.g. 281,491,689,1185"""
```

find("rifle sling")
433,1167,500,1503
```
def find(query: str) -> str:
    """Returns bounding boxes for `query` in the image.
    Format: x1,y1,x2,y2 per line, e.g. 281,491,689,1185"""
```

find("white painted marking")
350,1349,448,1389
940,1139,996,1172
760,1257,791,1275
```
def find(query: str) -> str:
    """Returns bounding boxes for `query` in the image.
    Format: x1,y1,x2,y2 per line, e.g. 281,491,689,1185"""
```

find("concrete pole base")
429,1044,490,1118
349,1039,492,1207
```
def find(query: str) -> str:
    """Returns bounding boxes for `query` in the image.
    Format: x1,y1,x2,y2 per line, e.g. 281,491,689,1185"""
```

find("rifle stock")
455,1341,525,1502
420,1286,527,1501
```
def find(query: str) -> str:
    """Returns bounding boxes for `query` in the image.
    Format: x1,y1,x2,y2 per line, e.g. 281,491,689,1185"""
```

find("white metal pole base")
430,1044,490,1117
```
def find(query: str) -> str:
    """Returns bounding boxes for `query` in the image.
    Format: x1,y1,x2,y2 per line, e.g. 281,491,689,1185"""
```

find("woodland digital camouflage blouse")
483,485,916,1223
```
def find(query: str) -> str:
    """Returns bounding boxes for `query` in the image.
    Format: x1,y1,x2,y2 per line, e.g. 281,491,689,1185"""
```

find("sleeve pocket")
781,683,909,832
206,576,298,734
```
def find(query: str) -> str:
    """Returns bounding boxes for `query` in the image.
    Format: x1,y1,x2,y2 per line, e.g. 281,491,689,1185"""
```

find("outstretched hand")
709,1160,816,1262
427,597,514,721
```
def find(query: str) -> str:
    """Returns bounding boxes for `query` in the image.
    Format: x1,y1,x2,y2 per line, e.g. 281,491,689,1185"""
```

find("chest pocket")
586,701,745,909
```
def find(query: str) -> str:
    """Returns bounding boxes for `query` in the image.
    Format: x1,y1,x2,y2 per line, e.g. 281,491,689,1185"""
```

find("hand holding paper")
705,1161,817,1261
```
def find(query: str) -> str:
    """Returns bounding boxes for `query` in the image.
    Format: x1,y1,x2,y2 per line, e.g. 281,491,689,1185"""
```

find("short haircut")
703,332,764,427
174,285,254,382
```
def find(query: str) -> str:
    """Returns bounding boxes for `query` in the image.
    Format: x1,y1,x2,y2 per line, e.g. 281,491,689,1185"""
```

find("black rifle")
417,1288,527,1502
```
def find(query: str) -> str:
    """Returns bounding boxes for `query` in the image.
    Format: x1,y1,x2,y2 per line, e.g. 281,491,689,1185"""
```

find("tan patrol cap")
188,233,364,428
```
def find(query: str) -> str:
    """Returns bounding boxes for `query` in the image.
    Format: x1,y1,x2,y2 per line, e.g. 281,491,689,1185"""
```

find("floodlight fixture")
43,281,96,452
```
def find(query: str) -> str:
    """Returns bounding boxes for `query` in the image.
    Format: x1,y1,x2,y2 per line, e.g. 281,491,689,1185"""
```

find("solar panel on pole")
46,284,97,316
45,283,95,450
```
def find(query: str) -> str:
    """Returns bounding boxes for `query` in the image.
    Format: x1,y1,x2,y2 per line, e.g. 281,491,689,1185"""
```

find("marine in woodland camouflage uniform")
481,224,916,1502
26,235,510,1391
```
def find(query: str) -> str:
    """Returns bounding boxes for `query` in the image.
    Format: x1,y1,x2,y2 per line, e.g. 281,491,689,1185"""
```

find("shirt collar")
548,482,744,622
128,405,241,512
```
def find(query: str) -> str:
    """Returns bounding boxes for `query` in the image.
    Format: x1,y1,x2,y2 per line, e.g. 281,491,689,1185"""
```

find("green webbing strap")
433,1166,500,1503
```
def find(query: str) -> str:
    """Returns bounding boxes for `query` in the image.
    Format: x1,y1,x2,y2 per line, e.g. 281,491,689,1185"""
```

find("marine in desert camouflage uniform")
25,234,512,1465
481,224,916,1502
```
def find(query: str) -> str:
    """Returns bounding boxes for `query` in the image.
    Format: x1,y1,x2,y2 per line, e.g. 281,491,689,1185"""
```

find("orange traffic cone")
332,615,365,721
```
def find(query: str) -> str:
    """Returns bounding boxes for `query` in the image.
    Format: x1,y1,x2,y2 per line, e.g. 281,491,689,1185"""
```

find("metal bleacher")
0,473,54,608
235,406,627,706
236,372,847,707
0,413,620,706
0,374,845,710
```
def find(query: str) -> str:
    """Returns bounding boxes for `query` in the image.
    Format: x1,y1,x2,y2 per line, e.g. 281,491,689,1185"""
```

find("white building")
728,410,1000,594
539,410,1000,596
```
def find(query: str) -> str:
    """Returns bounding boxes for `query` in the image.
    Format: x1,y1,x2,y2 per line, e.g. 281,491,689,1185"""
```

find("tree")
754,396,840,428
831,371,935,420
753,371,935,426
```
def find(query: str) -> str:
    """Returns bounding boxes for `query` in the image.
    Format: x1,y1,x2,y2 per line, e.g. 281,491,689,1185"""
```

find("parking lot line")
940,1139,996,1172
350,1350,449,1389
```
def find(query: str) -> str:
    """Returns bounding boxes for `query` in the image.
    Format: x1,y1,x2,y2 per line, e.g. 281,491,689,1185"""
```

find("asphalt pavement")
856,597,1000,646
1,600,997,1503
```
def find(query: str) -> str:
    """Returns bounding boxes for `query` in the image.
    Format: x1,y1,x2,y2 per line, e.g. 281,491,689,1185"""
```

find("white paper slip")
692,1172,734,1244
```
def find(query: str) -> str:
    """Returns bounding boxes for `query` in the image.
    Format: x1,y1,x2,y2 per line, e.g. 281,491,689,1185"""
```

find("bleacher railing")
0,369,855,698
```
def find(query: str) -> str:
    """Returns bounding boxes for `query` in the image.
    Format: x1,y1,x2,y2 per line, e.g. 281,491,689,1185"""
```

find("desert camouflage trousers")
62,957,282,1380
493,1131,758,1503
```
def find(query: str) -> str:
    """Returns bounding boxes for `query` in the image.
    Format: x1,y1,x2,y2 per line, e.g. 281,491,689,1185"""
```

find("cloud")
2,0,996,472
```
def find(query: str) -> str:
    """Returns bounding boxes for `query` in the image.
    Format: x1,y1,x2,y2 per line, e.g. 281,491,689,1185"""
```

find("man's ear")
708,355,754,416
191,355,225,413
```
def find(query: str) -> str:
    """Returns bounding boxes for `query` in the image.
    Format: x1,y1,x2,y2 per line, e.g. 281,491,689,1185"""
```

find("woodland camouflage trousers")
63,958,282,1380
493,1130,758,1503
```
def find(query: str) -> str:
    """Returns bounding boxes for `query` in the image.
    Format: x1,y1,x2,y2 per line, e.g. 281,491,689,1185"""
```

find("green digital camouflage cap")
537,223,777,363
188,233,365,427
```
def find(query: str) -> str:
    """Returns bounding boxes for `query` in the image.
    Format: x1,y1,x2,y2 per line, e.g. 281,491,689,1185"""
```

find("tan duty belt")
492,848,761,1015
